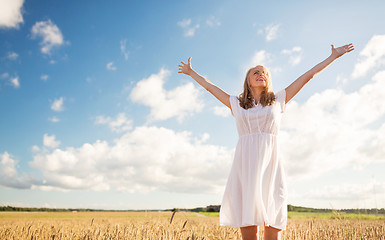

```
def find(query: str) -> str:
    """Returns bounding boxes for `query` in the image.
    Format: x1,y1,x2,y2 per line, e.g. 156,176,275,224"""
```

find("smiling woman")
1,0,385,224
239,65,275,109
178,43,354,240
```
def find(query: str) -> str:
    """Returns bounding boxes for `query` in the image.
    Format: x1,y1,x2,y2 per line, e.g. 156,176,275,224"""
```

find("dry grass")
0,211,384,239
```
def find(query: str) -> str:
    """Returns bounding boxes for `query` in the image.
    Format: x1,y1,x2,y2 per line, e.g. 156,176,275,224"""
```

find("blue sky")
1,0,385,210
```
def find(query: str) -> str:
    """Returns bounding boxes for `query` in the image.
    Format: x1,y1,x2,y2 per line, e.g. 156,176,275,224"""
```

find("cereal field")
0,211,384,239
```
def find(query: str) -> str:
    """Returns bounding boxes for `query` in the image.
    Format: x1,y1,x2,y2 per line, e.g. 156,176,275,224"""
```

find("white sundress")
219,89,288,230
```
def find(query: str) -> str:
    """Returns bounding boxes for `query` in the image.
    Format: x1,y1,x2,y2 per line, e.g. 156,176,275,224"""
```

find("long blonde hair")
238,65,276,109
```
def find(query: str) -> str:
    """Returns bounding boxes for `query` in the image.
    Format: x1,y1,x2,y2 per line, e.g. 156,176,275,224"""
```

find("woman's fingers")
178,63,186,74
178,58,192,74
346,44,355,52
331,43,355,57
341,44,354,53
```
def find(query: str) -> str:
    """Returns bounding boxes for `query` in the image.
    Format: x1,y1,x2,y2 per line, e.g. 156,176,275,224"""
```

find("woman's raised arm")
285,43,354,104
178,57,231,108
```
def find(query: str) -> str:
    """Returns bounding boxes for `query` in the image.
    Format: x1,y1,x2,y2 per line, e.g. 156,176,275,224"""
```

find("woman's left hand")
331,43,355,58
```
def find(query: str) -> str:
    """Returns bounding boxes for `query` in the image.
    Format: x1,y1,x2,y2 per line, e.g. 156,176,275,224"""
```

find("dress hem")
219,222,286,231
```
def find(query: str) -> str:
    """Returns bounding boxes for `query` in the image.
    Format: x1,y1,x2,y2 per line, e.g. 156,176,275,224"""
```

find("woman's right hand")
178,56,231,108
178,57,193,75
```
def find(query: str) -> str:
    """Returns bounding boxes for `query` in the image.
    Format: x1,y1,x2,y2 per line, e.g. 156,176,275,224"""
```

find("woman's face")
248,65,269,89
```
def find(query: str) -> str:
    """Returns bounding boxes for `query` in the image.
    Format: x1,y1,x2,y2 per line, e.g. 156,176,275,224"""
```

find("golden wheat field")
0,211,384,240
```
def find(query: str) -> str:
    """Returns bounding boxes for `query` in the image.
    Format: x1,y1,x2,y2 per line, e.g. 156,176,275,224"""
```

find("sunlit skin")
248,65,270,102
178,44,354,108
178,43,354,240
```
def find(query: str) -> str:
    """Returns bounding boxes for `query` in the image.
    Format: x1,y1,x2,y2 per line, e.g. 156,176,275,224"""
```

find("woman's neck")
250,87,264,102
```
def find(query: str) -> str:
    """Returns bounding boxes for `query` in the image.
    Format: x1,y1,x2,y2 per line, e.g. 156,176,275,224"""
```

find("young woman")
178,43,354,240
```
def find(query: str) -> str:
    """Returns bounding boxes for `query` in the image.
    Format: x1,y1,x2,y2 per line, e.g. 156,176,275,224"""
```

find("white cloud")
1,73,20,89
352,34,385,79
10,76,20,88
106,62,117,71
41,74,49,81
178,18,191,28
280,70,385,181
250,50,271,67
177,18,200,37
213,105,231,117
281,47,301,55
0,152,17,178
51,97,64,112
246,49,282,76
206,16,221,27
43,134,61,148
7,52,19,60
336,74,348,85
1,73,9,79
0,152,30,189
300,179,385,209
32,145,40,153
0,0,24,29
130,68,204,122
48,116,60,123
281,46,302,66
307,180,384,201
258,23,280,42
120,39,129,60
31,19,65,55
29,126,233,193
95,113,133,133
